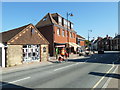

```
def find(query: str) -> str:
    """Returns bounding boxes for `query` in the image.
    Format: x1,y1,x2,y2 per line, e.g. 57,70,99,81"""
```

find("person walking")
60,48,66,61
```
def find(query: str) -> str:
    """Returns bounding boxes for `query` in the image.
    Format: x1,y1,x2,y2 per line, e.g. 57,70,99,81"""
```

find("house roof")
1,24,49,45
1,24,30,43
35,13,75,31
36,13,58,28
114,35,120,39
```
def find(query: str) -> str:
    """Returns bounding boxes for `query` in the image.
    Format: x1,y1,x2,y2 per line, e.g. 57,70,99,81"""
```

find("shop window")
43,47,46,52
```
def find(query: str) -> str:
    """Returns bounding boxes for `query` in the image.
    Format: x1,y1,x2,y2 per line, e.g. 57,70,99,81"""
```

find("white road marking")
9,77,31,83
54,63,81,71
102,65,118,88
91,66,115,89
1,77,31,86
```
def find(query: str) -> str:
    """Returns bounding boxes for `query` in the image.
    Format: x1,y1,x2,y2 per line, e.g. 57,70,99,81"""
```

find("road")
0,51,120,89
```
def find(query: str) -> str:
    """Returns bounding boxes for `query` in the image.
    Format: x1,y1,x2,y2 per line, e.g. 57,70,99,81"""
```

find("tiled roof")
35,13,57,28
1,24,30,43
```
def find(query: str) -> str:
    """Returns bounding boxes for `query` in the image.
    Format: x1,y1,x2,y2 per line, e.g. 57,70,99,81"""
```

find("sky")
2,2,118,40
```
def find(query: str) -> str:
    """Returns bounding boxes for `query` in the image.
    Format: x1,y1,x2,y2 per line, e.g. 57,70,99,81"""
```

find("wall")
7,45,22,67
37,25,54,56
54,26,76,44
80,41,85,46
41,45,48,61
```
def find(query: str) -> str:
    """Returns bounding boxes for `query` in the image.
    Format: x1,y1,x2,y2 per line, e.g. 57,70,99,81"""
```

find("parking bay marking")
91,65,115,89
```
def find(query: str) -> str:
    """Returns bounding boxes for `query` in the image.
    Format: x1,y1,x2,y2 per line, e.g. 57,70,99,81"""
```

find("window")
58,16,62,23
31,28,35,34
62,30,65,37
68,21,70,27
57,28,60,36
70,32,72,38
43,17,47,21
71,23,74,28
43,47,46,52
64,19,67,25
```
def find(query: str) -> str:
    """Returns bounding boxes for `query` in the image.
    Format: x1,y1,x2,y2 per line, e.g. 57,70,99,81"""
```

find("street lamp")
88,30,92,42
88,30,92,51
66,12,73,56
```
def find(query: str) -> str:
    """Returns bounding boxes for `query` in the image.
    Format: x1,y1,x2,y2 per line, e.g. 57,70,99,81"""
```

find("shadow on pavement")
89,72,120,79
1,82,33,90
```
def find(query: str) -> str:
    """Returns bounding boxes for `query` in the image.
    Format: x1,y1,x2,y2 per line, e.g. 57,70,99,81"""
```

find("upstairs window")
70,32,72,38
62,30,65,37
58,16,62,24
57,28,60,36
31,28,35,34
68,21,70,27
71,23,74,29
64,19,67,25
43,17,47,21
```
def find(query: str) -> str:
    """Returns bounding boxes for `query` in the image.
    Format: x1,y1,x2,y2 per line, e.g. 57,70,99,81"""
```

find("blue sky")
2,2,118,40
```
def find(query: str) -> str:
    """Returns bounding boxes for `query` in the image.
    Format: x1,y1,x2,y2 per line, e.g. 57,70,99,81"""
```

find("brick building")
0,24,49,67
36,13,78,56
112,35,120,51
97,35,113,51
76,35,85,47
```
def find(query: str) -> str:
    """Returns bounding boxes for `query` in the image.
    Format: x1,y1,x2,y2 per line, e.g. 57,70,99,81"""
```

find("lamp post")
88,30,92,51
66,12,73,56
88,30,92,42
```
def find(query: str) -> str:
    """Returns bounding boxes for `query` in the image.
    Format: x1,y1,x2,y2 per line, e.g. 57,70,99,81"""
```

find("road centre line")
54,62,81,71
91,65,115,90
1,77,31,86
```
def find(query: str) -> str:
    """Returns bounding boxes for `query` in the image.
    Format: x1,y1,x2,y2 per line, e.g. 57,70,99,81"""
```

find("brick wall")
80,41,85,46
37,25,54,56
54,26,76,44
6,45,22,67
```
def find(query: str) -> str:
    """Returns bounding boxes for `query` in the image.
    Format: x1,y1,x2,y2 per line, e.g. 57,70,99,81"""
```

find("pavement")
1,51,120,89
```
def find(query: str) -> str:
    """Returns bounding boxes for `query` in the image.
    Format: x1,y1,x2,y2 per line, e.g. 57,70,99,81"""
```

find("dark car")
98,49,104,54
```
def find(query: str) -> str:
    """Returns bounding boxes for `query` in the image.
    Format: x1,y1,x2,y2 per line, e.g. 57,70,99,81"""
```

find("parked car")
85,49,90,55
78,49,85,56
98,49,104,54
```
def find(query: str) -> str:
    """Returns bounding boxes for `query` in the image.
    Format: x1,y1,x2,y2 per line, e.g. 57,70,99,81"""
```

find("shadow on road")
1,82,33,90
89,72,120,79
67,52,120,65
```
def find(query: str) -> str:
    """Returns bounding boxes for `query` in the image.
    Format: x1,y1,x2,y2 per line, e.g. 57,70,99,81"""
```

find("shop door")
23,45,40,62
